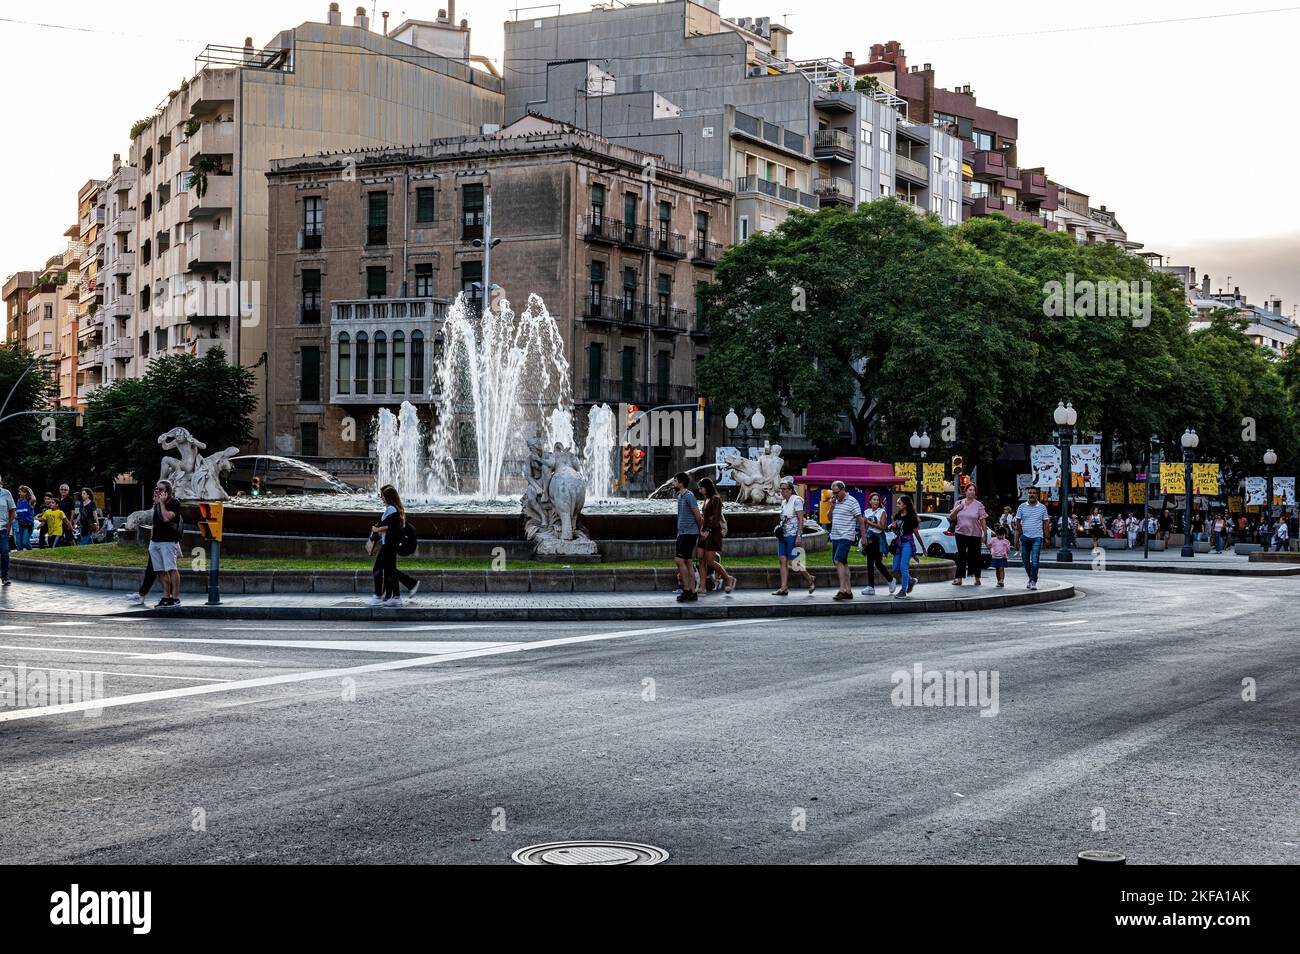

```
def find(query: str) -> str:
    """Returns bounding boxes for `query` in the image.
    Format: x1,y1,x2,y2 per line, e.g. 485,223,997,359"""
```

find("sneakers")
894,590,908,599
907,580,916,594
675,590,698,603
383,597,404,607
1,578,9,586
405,581,421,602
365,596,384,606
771,589,789,597
1028,580,1038,590
861,586,875,596
996,580,1005,588
125,593,144,605
672,587,683,596
154,597,179,608
888,581,897,595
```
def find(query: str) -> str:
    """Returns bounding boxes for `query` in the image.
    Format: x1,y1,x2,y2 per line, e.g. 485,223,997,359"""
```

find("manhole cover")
1077,849,1127,865
512,841,669,865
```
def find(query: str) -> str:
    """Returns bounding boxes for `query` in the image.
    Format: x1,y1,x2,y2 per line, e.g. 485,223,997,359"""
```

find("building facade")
2,272,35,345
73,178,105,406
265,118,731,483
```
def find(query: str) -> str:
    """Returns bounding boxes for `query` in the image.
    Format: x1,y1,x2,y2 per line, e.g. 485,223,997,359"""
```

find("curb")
1037,560,1300,577
132,582,1075,621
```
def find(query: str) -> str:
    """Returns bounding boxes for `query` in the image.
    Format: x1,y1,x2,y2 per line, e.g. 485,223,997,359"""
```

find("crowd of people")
0,476,113,588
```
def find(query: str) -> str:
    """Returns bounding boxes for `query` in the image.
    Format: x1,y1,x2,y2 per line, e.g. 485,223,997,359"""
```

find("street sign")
197,502,223,542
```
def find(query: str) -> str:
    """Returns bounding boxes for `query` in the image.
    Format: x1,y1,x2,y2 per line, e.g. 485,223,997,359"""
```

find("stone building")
265,117,732,484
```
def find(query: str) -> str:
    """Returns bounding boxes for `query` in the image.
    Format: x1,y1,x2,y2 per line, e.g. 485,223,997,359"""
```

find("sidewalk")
1031,545,1300,576
0,578,1074,622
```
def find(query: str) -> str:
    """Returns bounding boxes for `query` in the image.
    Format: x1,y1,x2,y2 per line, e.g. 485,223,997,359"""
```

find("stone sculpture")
157,427,239,501
724,442,786,506
521,437,598,557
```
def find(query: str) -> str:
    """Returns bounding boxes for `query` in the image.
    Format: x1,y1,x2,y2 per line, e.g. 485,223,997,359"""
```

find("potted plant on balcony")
189,155,220,199
183,117,201,140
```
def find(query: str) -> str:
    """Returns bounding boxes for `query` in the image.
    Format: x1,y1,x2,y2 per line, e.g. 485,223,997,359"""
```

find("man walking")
0,475,15,586
56,484,76,547
1014,487,1051,590
672,472,702,603
148,480,183,607
827,480,867,601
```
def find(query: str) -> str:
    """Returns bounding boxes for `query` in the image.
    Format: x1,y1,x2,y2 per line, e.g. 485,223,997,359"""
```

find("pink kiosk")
797,457,907,525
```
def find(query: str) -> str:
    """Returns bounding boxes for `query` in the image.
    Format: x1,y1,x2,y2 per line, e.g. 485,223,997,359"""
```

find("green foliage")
129,116,155,140
189,154,220,198
854,76,880,92
82,347,256,483
0,344,57,484
183,117,201,139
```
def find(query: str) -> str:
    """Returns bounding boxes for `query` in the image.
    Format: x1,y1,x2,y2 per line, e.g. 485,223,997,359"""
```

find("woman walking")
14,486,35,551
948,483,988,586
891,495,924,599
76,488,99,545
772,477,815,596
697,477,736,595
859,491,895,595
1087,506,1104,549
368,484,417,607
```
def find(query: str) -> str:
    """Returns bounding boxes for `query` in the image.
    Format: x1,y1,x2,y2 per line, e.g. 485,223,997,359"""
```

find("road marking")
21,633,517,655
0,666,230,683
221,624,488,633
47,621,96,627
0,618,774,723
0,644,256,663
1046,619,1089,627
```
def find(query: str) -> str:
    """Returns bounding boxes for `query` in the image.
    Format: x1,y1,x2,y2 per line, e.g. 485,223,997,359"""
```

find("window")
931,193,942,214
141,238,151,265
301,269,321,323
300,346,321,401
337,333,351,395
880,131,890,151
140,286,150,310
738,215,749,241
695,211,709,248
622,266,637,321
860,120,872,145
932,154,943,174
303,197,322,249
462,260,482,311
972,129,994,151
355,332,369,395
367,192,388,246
175,172,190,195
656,273,671,323
656,352,670,404
415,187,435,224
462,183,484,240
933,111,957,128
157,230,170,254
589,261,605,307
624,192,639,243
142,193,152,220
658,200,671,235
414,263,433,298
587,342,602,400
392,331,406,394
366,266,386,299
410,330,425,393
620,346,636,403
300,422,319,457
158,184,171,207
970,181,991,200
948,198,959,222
373,332,387,395
591,184,605,224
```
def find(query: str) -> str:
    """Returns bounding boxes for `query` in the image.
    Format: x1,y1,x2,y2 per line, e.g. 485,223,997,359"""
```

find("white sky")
3,0,1297,314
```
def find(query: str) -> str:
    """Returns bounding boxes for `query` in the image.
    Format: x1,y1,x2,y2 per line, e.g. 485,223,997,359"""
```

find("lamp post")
909,429,930,513
725,406,765,455
1054,401,1077,562
1264,447,1277,542
1143,437,1156,560
1180,428,1199,558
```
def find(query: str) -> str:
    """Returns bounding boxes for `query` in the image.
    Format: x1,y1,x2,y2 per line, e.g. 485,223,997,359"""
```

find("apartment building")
122,3,503,449
73,178,105,407
24,253,66,363
264,117,731,483
2,272,35,345
53,221,89,408
97,157,138,384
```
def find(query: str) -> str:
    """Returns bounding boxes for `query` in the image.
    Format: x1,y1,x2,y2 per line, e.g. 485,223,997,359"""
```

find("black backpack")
396,521,418,556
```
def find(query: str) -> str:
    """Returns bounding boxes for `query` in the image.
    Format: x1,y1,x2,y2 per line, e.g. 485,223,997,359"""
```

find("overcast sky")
3,0,1296,314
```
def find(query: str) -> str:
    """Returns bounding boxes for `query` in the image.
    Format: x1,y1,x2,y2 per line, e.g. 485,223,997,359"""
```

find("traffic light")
250,477,262,497
631,447,646,475
625,404,639,428
620,442,634,485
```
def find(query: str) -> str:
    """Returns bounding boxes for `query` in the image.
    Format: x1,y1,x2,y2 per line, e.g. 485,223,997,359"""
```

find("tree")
83,347,256,483
0,344,58,487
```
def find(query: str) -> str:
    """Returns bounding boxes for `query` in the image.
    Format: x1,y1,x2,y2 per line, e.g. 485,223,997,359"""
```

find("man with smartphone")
148,480,183,607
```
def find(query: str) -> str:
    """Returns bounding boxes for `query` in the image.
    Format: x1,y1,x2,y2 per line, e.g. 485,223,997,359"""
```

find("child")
37,494,67,548
988,525,1012,588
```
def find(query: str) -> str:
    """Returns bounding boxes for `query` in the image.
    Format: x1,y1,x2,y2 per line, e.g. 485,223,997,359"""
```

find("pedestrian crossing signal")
197,502,224,542
631,447,646,474
620,441,634,484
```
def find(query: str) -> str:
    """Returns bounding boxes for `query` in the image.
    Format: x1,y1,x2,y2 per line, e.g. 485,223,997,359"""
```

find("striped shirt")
1015,501,1050,539
828,495,862,541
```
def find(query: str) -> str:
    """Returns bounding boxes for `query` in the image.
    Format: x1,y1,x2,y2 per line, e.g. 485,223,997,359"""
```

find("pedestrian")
827,480,867,601
858,491,894,596
367,484,416,607
696,477,736,595
13,486,35,551
148,480,183,607
998,505,1019,552
56,483,76,546
76,488,100,545
948,483,988,586
1087,506,1104,549
1014,487,1050,590
1126,512,1139,551
1258,517,1272,552
772,476,815,597
670,472,702,603
37,494,68,549
890,494,924,599
1210,512,1227,554
0,474,14,586
1273,517,1289,553
125,546,159,607
989,524,1012,587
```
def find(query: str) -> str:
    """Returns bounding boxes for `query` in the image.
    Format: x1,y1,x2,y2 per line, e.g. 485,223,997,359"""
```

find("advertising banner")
1105,482,1124,504
1244,477,1267,506
923,462,946,494
1274,476,1296,506
1192,462,1220,496
1160,462,1185,495
893,462,917,494
1030,445,1061,490
1128,482,1146,505
1071,444,1102,489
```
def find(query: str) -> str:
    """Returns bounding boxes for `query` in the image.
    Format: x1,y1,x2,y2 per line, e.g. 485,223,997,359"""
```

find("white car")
883,514,992,565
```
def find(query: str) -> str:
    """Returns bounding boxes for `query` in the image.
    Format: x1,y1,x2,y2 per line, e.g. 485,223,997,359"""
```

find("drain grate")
512,841,669,865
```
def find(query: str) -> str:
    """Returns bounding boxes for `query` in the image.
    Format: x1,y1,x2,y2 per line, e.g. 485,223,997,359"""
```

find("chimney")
437,7,447,21
242,36,255,63
844,51,855,66
1273,298,1283,315
923,62,932,71
382,10,389,33
1201,274,1210,296
327,2,341,25
448,0,457,22
354,6,369,30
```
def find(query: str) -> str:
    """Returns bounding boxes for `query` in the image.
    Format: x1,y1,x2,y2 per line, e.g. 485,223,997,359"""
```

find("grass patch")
13,543,941,572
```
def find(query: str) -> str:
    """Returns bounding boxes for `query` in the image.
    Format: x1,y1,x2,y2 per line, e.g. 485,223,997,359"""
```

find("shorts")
675,534,699,561
831,539,853,564
777,534,800,559
991,557,1008,569
148,540,179,572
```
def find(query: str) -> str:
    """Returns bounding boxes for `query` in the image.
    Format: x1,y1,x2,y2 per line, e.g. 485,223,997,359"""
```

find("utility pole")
472,191,501,314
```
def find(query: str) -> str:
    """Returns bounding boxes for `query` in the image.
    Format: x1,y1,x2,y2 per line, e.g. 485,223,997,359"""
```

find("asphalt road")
0,571,1295,864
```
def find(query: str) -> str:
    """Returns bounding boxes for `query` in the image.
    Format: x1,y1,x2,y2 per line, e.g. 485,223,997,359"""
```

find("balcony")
184,280,236,322
190,120,235,158
815,176,854,206
78,312,103,338
814,89,857,114
77,346,104,371
1019,170,1050,202
971,150,1017,184
582,213,621,245
190,68,236,111
186,229,233,269
813,128,855,162
111,208,136,234
581,377,695,407
972,195,1010,216
896,120,928,144
734,176,819,210
301,228,323,251
651,227,686,258
582,294,633,324
621,222,651,250
190,173,233,215
648,302,689,332
107,338,133,360
111,251,135,274
895,154,929,185
692,238,724,267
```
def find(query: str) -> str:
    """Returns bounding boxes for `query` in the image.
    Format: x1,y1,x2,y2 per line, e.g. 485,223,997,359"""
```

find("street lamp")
725,407,765,453
909,429,931,513
1054,401,1077,562
1180,427,1199,558
1264,447,1277,539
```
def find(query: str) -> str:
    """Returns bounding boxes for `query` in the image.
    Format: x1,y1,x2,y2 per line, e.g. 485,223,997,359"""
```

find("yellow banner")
893,462,916,493
1105,482,1124,504
1228,495,1242,514
923,462,945,493
1192,462,1219,496
1128,482,1146,505
1160,462,1185,495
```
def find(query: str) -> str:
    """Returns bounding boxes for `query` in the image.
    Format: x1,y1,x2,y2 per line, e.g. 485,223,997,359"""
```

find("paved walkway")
0,577,1073,621
1032,545,1300,575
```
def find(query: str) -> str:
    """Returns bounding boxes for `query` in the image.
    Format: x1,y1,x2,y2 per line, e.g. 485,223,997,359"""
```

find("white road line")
0,644,256,663
1046,619,1089,627
0,666,230,683
22,633,517,655
221,624,487,633
47,621,96,627
0,618,773,723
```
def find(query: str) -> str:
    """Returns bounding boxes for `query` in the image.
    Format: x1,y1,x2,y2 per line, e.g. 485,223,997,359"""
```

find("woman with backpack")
368,484,418,607
697,477,736,594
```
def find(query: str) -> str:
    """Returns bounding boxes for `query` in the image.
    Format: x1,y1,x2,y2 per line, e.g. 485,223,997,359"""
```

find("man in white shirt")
827,480,867,601
1013,487,1051,590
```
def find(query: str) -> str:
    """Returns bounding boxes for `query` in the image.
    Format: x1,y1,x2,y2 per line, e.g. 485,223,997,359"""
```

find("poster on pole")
1274,476,1296,506
1016,473,1034,500
1192,462,1220,496
1128,482,1146,505
1228,496,1242,514
922,462,946,493
1244,477,1267,506
1029,445,1061,490
1070,444,1102,489
715,447,739,486
1105,482,1124,504
1160,462,1185,495
893,462,917,494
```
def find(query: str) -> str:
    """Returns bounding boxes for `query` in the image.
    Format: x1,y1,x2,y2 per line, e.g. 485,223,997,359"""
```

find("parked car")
885,514,992,566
